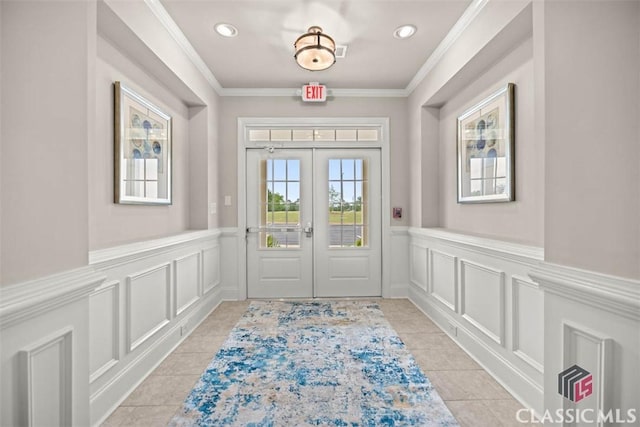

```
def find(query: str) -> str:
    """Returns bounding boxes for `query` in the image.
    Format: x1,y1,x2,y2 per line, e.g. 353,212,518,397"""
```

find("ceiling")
158,0,473,91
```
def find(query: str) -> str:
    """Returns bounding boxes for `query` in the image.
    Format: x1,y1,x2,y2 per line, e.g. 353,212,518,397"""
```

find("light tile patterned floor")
103,299,533,426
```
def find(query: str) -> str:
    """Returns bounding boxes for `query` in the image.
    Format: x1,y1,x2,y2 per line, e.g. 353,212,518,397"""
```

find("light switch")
209,202,216,214
224,195,232,206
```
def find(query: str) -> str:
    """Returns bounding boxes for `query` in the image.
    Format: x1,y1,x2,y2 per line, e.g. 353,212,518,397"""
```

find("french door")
246,148,381,298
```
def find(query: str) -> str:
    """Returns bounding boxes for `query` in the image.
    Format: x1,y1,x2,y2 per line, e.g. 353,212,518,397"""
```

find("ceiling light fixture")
393,24,416,39
214,23,238,38
294,26,336,71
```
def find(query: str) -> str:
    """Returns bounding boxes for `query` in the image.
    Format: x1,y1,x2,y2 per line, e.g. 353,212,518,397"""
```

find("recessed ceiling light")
393,24,416,39
215,23,238,38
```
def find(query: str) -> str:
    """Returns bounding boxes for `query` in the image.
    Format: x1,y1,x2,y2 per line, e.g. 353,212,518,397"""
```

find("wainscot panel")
88,230,226,426
460,260,505,346
530,263,640,426
410,244,428,292
0,267,106,426
89,280,120,382
202,244,221,294
19,327,73,426
174,252,201,316
510,276,543,372
127,263,171,352
429,249,457,312
219,228,243,300
408,227,544,416
388,227,410,298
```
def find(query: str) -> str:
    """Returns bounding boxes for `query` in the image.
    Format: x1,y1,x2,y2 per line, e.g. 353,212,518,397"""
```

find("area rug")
169,300,459,426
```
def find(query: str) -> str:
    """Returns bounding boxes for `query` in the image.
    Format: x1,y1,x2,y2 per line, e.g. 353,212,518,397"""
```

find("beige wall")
543,0,640,279
89,37,192,250
437,37,543,246
407,1,542,245
407,0,639,278
2,0,638,285
218,96,410,228
1,0,221,286
1,1,95,285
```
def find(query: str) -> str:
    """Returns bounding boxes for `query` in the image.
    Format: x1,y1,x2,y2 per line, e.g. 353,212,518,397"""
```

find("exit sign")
302,83,327,102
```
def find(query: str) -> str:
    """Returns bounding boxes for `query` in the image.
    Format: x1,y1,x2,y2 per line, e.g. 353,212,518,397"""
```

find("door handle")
247,226,302,233
303,222,313,237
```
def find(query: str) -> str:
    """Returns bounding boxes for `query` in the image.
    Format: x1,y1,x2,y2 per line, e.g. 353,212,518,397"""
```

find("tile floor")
103,299,534,426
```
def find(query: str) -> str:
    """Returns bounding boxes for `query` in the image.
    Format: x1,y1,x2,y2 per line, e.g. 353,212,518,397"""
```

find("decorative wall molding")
405,0,489,94
143,0,223,93
409,227,544,265
88,229,224,425
202,245,221,294
0,267,106,329
409,283,544,415
89,229,220,269
144,0,489,98
511,276,543,373
530,262,640,320
562,322,614,423
408,227,544,414
429,249,458,312
540,263,638,427
460,260,506,346
410,244,428,291
174,252,201,316
90,281,120,383
90,286,224,426
389,227,410,298
126,263,172,352
18,327,73,427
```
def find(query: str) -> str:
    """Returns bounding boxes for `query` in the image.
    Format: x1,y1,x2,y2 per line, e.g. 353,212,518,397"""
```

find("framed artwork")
114,81,172,205
457,83,514,203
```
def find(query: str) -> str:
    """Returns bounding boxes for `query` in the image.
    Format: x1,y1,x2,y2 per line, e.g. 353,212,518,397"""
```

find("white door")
246,149,313,298
314,149,382,297
246,148,381,298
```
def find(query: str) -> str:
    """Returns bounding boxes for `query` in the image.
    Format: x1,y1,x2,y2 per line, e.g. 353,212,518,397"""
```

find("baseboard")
389,283,409,298
90,286,224,426
409,284,543,417
406,227,544,416
87,229,227,425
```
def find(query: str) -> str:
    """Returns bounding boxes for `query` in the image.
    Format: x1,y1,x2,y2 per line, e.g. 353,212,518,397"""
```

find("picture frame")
114,81,172,205
457,83,514,203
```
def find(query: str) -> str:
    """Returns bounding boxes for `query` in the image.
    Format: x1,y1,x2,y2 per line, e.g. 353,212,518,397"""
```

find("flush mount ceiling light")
294,26,336,71
393,24,416,39
214,23,238,38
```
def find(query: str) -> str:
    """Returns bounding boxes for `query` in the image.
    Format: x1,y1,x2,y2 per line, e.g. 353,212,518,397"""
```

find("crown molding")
143,0,223,94
144,0,487,98
404,0,490,94
219,87,408,97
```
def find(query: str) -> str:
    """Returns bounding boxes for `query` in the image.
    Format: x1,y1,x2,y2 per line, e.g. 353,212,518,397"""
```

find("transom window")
249,128,379,142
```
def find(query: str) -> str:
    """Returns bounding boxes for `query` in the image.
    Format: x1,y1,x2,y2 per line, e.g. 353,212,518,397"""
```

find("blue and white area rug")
169,300,458,426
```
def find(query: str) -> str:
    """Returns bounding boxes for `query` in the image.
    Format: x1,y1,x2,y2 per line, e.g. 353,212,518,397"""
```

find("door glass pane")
328,158,368,248
260,158,301,249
